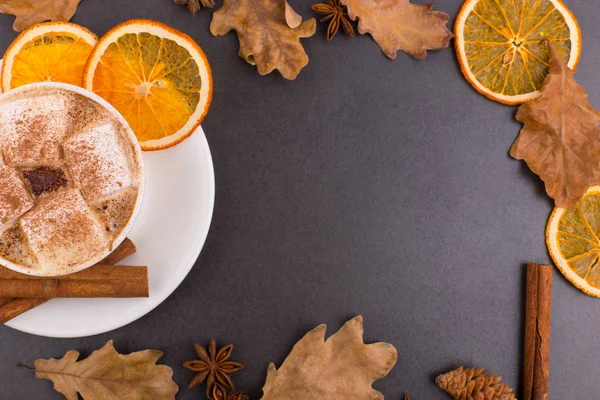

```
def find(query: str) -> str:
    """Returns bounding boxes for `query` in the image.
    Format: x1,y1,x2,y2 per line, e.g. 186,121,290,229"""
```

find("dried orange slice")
455,0,581,105
1,22,97,91
83,20,213,151
547,186,600,298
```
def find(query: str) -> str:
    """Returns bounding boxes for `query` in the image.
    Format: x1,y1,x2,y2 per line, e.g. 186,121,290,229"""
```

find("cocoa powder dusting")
22,167,68,197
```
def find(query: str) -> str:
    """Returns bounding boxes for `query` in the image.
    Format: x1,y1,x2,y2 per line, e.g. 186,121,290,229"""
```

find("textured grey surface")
1,0,600,398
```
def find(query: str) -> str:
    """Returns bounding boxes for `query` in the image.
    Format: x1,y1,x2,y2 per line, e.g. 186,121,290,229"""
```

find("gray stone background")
1,0,599,398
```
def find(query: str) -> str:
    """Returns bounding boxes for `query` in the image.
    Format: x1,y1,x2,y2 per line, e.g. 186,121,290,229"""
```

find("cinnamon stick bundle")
0,265,148,298
98,239,138,264
0,264,147,281
0,298,47,323
0,238,137,323
0,297,13,307
523,263,553,400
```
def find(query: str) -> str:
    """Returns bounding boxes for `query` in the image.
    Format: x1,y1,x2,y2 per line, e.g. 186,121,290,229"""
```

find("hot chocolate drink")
0,83,144,276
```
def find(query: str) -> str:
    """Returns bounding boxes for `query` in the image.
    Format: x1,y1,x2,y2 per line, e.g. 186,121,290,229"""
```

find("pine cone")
436,366,516,400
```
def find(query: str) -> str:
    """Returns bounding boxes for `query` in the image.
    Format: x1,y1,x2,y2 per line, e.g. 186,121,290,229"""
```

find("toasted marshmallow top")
0,86,143,275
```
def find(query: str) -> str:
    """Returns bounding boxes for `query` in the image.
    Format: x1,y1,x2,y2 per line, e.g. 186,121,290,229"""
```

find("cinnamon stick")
0,297,13,307
523,263,553,400
0,269,148,297
523,265,538,400
0,238,137,323
0,264,147,281
0,298,48,323
99,238,138,265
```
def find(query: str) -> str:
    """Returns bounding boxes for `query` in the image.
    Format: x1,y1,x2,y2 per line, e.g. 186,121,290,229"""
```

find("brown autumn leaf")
26,340,178,400
260,315,397,400
510,44,600,209
210,0,316,80
0,0,81,32
340,0,453,59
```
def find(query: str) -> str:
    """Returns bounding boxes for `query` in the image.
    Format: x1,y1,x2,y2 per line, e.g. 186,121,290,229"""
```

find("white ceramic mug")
0,82,145,276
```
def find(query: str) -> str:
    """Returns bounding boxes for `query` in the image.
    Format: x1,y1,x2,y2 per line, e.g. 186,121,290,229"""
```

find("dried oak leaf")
29,340,178,400
210,0,316,80
340,0,453,59
260,315,397,400
510,44,600,209
0,0,81,32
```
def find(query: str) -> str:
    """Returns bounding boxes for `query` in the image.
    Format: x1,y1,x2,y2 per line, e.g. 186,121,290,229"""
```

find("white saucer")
5,128,215,338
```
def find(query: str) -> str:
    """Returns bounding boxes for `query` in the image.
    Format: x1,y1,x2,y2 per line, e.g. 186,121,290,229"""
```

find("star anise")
312,0,355,41
183,339,244,397
174,0,215,15
212,384,248,400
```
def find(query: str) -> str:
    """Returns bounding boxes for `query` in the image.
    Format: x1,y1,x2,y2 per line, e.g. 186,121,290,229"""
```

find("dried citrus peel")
83,20,212,151
1,22,97,91
547,186,600,298
454,0,581,104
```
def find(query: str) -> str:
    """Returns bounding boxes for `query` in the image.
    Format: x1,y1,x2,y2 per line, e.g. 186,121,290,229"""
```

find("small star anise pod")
174,0,215,15
212,384,248,400
183,339,244,397
312,0,355,41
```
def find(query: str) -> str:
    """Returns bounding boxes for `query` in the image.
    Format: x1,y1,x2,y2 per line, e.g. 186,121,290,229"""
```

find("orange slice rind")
547,186,600,298
455,0,581,105
1,22,98,92
83,20,213,151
